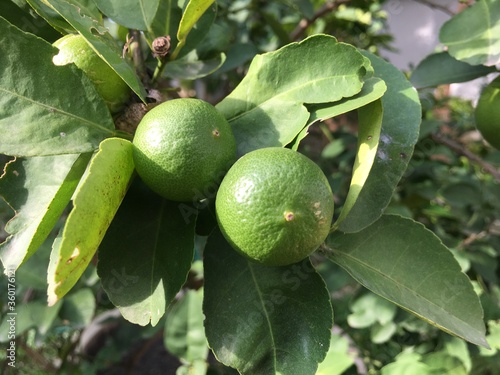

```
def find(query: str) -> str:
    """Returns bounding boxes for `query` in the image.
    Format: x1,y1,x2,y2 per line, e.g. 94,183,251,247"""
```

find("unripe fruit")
216,147,334,267
475,76,500,150
132,98,236,202
53,34,130,113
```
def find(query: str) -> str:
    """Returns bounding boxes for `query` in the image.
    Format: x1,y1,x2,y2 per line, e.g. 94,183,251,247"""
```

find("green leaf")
164,289,208,363
204,230,333,375
411,52,497,88
336,51,421,233
439,0,500,66
347,293,397,329
306,77,387,126
284,0,314,19
25,0,75,34
316,331,355,375
292,77,386,150
149,0,176,39
219,43,258,73
0,17,116,157
44,0,147,102
14,240,53,290
480,320,500,356
0,300,62,342
1,0,61,42
216,34,367,156
326,214,489,348
171,0,216,60
94,0,160,32
164,51,226,79
60,287,96,328
333,99,383,229
381,351,431,375
47,138,135,306
97,180,196,326
0,154,91,272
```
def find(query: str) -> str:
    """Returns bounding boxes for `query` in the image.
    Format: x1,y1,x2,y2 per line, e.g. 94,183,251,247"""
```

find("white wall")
381,0,491,101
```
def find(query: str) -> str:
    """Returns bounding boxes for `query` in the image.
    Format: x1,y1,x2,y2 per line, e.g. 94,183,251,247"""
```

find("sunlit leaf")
0,154,90,272
333,99,383,229
336,51,421,233
44,0,147,101
171,0,216,59
292,77,386,150
440,0,500,66
0,17,115,156
217,34,367,156
47,138,135,305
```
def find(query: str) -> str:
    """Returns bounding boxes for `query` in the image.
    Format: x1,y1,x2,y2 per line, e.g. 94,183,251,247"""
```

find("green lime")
132,98,236,202
216,147,334,266
475,76,500,150
53,34,130,113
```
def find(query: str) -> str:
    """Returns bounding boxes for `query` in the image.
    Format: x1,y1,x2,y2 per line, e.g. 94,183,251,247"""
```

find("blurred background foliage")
1,0,499,374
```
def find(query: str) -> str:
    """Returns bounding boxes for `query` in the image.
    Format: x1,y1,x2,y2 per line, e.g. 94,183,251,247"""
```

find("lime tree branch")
431,132,500,182
413,0,457,16
129,30,148,86
291,0,352,41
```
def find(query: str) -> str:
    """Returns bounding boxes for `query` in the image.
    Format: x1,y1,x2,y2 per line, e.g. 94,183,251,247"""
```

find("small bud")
152,35,171,58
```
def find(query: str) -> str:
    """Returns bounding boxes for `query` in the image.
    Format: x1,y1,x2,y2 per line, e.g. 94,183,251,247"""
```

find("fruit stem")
151,52,171,85
151,36,172,85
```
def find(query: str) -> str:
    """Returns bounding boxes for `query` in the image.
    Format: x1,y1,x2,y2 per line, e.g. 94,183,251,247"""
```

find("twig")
458,230,488,250
290,0,351,41
413,0,456,16
431,132,500,182
129,30,149,86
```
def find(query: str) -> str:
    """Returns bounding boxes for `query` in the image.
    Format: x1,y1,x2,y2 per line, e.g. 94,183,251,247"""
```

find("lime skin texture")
53,34,130,113
216,147,335,267
132,98,237,202
475,76,500,150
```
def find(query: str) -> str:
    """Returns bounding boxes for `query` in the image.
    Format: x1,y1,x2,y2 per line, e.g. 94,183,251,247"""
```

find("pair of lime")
52,34,334,266
132,98,335,267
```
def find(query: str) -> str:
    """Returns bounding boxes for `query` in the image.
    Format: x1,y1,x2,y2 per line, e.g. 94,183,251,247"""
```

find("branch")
128,30,149,85
431,132,500,182
413,0,456,16
290,0,351,41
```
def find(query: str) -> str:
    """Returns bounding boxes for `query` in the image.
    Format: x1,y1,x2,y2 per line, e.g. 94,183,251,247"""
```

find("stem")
151,56,168,85
290,0,351,41
431,132,500,183
129,30,148,85
413,0,457,16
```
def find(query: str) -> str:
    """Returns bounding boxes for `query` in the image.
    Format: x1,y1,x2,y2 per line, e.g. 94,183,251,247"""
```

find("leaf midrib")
149,199,167,323
332,247,480,334
0,87,115,136
248,263,278,373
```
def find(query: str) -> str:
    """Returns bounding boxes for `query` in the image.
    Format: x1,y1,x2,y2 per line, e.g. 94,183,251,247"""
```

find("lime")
53,34,130,113
475,76,500,150
132,98,236,202
216,147,334,266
